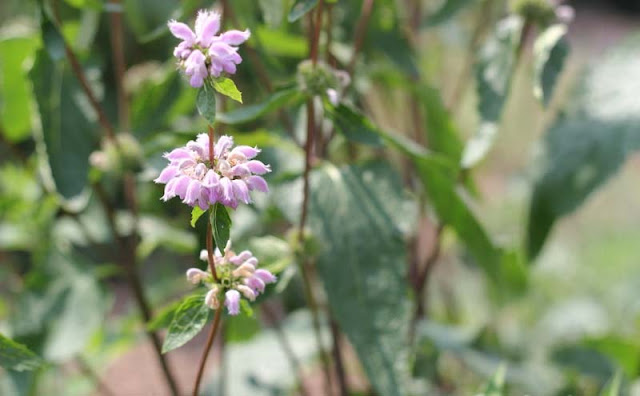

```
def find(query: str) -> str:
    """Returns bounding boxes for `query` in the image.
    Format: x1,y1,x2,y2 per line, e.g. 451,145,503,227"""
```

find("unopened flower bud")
186,268,209,284
236,285,256,301
232,263,255,278
225,289,240,315
205,287,220,309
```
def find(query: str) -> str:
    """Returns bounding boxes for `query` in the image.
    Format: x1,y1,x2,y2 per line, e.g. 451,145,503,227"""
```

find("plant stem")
206,223,219,282
347,0,374,74
193,306,223,396
330,318,348,396
261,304,310,396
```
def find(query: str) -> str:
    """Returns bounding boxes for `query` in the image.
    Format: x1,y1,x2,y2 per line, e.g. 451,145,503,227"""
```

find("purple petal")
225,290,240,315
230,164,251,178
246,160,271,175
245,276,265,293
219,29,251,46
197,10,221,47
230,250,253,265
173,176,191,199
222,61,237,75
154,166,178,184
161,178,179,201
184,179,202,205
232,179,251,204
219,177,233,201
168,21,195,42
247,175,269,193
165,148,192,162
231,145,260,159
214,135,234,158
254,269,277,284
202,169,220,188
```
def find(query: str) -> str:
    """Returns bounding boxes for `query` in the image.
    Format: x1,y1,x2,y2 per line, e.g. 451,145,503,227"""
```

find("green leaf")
424,0,475,27
197,83,217,125
212,77,242,103
210,202,232,251
217,88,305,125
418,84,463,161
0,36,39,142
462,16,523,168
162,292,212,353
254,26,308,58
478,364,507,396
0,334,44,372
325,102,383,146
309,162,412,396
30,29,99,200
600,372,622,396
147,299,182,331
288,0,318,22
527,34,640,259
533,24,569,106
123,0,199,43
191,206,206,228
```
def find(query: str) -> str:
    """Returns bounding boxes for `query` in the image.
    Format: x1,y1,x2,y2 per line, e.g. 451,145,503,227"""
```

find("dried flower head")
168,10,251,87
154,134,270,210
186,242,277,315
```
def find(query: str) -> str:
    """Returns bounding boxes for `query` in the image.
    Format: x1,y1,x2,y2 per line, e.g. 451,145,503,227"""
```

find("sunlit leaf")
197,82,217,125
191,206,206,228
213,77,243,103
0,334,44,372
533,24,569,106
462,16,523,168
162,292,211,353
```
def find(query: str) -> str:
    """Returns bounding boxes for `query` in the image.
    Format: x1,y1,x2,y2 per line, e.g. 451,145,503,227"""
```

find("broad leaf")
197,83,217,125
419,85,463,161
30,24,99,200
325,102,383,146
309,162,412,396
0,36,39,142
162,292,212,353
462,16,523,168
527,34,640,258
210,202,232,251
213,77,243,103
288,0,317,22
217,88,305,125
0,334,44,372
424,0,476,27
191,206,206,228
533,24,569,106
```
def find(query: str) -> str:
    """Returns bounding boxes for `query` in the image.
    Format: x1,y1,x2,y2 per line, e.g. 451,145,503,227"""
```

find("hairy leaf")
162,292,211,353
533,24,569,106
309,162,412,396
197,83,217,125
527,34,640,258
462,16,523,168
217,88,305,124
288,0,317,22
213,77,243,103
210,202,232,251
0,334,44,372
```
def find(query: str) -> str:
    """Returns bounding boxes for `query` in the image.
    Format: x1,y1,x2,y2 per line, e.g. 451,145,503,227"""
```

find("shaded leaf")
0,334,44,372
309,162,412,396
527,34,640,258
162,292,211,353
533,24,569,106
288,0,318,22
325,102,383,146
217,88,305,124
147,299,182,331
30,35,99,200
210,202,232,251
424,0,476,27
419,84,463,161
462,16,523,168
226,311,260,344
213,77,242,103
197,83,217,125
600,372,622,396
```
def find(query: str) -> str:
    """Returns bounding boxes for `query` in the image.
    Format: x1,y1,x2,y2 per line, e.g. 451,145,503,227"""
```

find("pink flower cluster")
187,243,277,315
168,10,250,87
154,134,270,210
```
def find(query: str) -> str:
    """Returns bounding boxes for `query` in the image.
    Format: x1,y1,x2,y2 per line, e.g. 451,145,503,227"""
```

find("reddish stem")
192,306,223,396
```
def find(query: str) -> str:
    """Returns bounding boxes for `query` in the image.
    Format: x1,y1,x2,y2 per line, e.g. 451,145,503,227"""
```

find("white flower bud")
236,285,256,301
205,287,220,309
186,268,209,284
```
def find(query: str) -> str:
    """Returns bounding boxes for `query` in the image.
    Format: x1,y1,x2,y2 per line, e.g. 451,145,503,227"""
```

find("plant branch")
330,318,348,396
206,223,219,282
193,306,223,396
347,0,374,74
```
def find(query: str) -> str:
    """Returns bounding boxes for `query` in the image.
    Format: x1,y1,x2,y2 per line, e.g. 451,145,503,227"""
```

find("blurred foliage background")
1,0,640,395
